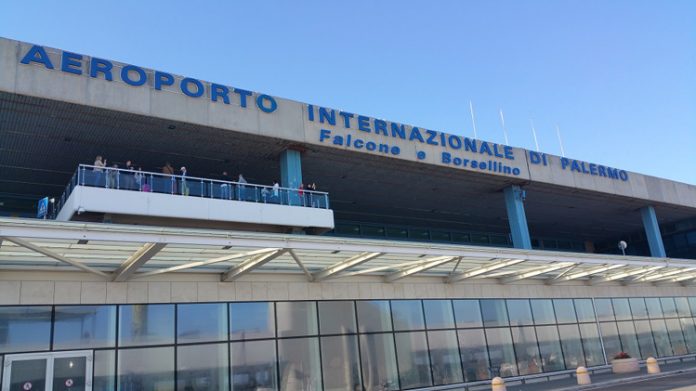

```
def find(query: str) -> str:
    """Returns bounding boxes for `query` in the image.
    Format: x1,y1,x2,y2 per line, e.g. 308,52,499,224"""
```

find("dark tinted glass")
276,301,317,337
177,343,229,391
53,305,116,349
457,329,490,381
507,300,533,326
394,331,432,388
229,302,275,340
391,300,425,331
427,330,463,385
118,304,174,346
480,300,509,327
356,301,392,332
423,300,455,329
118,347,174,390
553,299,577,323
531,299,556,325
453,300,483,328
278,337,321,391
230,340,277,390
177,303,227,343
359,333,399,390
0,306,52,353
320,335,362,391
318,301,356,334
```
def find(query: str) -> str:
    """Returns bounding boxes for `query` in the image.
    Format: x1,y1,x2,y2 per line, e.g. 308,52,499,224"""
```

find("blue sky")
2,0,695,184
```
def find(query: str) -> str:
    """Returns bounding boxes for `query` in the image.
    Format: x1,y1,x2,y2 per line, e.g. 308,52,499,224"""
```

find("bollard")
576,366,591,385
646,357,660,374
491,376,506,391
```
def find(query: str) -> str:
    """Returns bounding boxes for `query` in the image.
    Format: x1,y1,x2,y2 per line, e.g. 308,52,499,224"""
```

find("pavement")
501,360,696,391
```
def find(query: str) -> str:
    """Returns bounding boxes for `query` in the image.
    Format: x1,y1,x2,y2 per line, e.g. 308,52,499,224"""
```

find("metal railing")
56,164,330,215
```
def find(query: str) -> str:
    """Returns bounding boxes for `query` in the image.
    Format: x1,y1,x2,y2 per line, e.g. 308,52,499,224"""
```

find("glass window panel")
8,358,46,391
612,299,632,321
427,330,463,385
531,300,556,325
94,350,115,391
665,318,688,355
480,300,509,327
423,300,455,329
689,298,696,315
650,319,673,357
599,322,622,359
177,343,229,391
675,298,692,317
320,335,362,391
634,320,657,359
457,329,490,382
646,298,663,318
0,306,51,353
230,340,277,391
510,327,542,375
558,324,585,368
319,301,356,335
277,337,321,391
629,298,649,320
394,331,432,389
54,356,87,391
53,305,116,349
485,328,518,377
229,302,275,340
0,356,3,389
661,298,678,318
536,325,565,372
594,299,615,322
553,299,577,324
507,300,533,326
616,321,641,358
578,323,605,366
117,346,174,391
277,301,318,337
680,318,696,354
453,300,483,328
177,303,227,343
391,300,425,331
574,299,596,322
359,333,399,391
118,304,174,347
356,301,392,333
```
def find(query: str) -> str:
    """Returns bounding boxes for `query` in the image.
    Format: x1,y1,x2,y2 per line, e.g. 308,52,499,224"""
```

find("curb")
552,366,696,391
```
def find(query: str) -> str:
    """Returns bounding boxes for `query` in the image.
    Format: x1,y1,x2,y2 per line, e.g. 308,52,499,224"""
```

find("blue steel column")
640,206,666,258
504,185,532,249
280,149,303,188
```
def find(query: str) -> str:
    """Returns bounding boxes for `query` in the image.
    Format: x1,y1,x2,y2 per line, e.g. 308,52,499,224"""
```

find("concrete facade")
1,37,695,210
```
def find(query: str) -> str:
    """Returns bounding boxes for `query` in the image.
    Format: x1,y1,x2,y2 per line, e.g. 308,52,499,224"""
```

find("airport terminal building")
1,37,696,391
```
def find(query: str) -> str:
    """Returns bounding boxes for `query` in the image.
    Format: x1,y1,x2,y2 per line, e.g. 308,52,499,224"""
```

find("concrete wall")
57,186,334,229
2,37,696,208
1,271,694,305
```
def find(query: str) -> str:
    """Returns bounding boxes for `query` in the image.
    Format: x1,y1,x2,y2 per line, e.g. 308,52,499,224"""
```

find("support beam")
626,268,696,285
112,243,166,282
446,258,525,283
312,252,383,281
1,236,108,278
500,262,575,284
288,249,314,281
503,186,532,249
655,272,696,286
136,248,278,278
222,249,287,281
384,256,456,283
588,266,662,285
547,264,624,284
641,206,667,258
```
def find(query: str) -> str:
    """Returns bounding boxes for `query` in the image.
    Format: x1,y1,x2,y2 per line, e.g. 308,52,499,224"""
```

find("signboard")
36,197,49,219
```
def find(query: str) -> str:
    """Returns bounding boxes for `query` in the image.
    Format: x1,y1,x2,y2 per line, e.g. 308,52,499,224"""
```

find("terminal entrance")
2,351,92,391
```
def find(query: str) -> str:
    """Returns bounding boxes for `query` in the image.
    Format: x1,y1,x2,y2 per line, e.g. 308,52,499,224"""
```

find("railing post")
116,171,120,189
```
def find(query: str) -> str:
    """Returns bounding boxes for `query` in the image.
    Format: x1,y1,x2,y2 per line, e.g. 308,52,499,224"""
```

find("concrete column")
640,206,666,258
280,149,303,188
504,185,532,250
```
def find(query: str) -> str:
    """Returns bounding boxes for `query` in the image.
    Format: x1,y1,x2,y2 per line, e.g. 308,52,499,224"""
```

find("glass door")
1,351,92,391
